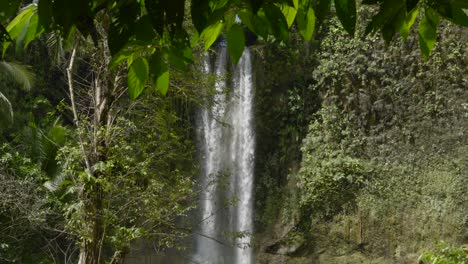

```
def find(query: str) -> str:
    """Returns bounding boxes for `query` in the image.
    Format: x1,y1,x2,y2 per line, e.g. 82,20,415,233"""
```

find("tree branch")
66,39,91,173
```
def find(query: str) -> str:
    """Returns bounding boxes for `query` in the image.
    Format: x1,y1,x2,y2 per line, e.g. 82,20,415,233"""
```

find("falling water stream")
195,46,255,264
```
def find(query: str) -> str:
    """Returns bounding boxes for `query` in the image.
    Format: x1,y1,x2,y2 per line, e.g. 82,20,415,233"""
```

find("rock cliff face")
250,19,468,264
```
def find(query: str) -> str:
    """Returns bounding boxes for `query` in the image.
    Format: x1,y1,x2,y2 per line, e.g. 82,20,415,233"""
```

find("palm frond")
0,61,35,91
0,91,13,123
46,33,65,64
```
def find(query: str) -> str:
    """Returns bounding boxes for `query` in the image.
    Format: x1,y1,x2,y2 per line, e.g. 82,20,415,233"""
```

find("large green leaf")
418,8,440,60
400,7,419,41
209,0,229,11
200,20,224,50
3,5,36,56
280,3,298,28
264,3,289,42
382,6,405,43
237,9,270,38
296,6,316,41
334,0,357,36
450,6,468,27
128,57,149,100
109,48,135,69
23,12,44,50
163,46,189,71
227,24,246,64
365,0,405,36
149,54,170,96
155,70,169,96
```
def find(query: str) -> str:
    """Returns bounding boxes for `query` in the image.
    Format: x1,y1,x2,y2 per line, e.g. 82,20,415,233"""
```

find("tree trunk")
69,12,122,263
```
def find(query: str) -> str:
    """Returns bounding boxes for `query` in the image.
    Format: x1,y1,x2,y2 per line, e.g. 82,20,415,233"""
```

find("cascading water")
229,49,255,264
195,46,255,264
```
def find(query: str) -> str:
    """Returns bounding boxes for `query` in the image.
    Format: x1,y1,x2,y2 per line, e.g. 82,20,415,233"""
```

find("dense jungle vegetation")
0,0,467,263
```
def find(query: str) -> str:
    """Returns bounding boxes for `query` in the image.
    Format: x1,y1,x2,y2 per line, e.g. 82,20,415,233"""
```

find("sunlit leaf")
280,4,298,28
3,5,36,56
109,48,134,69
297,6,316,41
128,57,149,100
24,12,44,50
200,20,224,50
400,7,419,41
418,8,440,60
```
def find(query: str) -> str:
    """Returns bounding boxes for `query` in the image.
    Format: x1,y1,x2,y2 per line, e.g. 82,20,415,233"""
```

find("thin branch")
66,39,91,173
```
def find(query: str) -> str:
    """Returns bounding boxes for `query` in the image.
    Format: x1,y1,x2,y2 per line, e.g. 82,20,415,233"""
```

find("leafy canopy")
1,0,466,98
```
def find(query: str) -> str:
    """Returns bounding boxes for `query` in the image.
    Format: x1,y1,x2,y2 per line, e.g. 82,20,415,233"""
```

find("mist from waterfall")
195,46,255,264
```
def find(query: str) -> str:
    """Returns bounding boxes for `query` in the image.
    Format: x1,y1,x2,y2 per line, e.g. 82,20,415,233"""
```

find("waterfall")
195,47,255,264
196,46,228,263
230,49,255,264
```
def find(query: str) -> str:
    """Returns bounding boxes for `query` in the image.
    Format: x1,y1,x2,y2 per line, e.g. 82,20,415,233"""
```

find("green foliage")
0,0,20,42
296,4,316,41
252,34,320,229
56,92,197,256
334,0,356,36
149,53,170,95
298,106,371,219
201,20,225,51
2,0,466,100
288,9,468,260
0,144,55,263
419,8,440,60
0,61,35,91
419,242,468,264
227,24,245,64
2,4,43,56
0,60,35,124
0,0,20,22
128,57,149,99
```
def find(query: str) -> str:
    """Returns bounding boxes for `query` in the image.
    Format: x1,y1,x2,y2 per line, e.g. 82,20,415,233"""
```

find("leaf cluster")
1,0,465,101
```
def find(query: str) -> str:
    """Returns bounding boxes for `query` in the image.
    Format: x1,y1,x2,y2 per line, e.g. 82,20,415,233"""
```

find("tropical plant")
298,105,371,219
419,242,468,264
1,0,467,101
0,60,34,123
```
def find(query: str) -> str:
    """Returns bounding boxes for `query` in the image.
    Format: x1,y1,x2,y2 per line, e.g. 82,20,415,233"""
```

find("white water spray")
230,49,255,264
195,47,255,264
